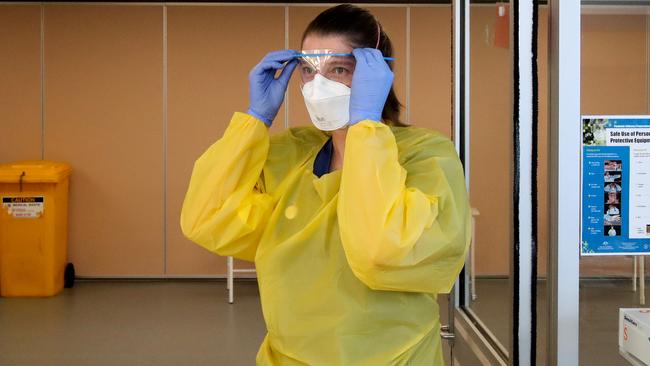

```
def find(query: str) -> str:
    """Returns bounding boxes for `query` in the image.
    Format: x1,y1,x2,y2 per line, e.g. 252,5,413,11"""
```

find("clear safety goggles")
295,49,395,84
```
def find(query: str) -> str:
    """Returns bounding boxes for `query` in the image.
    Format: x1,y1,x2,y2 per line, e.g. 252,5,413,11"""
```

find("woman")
181,4,470,365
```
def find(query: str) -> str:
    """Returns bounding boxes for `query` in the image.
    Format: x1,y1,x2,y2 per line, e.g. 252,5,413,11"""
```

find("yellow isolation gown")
181,112,471,365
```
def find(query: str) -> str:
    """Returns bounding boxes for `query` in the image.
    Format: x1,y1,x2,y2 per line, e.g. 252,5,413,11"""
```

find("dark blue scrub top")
313,137,333,178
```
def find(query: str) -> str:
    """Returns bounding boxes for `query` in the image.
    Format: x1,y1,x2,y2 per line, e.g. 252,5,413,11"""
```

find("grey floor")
0,280,448,366
0,281,266,366
0,279,644,365
470,277,648,366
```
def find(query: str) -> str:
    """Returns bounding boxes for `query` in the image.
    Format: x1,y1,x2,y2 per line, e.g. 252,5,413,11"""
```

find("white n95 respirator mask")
301,74,351,131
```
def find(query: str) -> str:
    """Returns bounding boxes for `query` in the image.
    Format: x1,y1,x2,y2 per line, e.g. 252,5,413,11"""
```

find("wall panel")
0,5,41,162
580,13,648,276
44,5,164,276
166,6,285,275
582,14,646,115
470,6,512,275
6,3,632,277
410,6,452,135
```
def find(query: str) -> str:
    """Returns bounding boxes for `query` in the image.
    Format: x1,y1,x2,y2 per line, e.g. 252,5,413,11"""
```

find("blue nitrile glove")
247,50,299,126
349,48,394,124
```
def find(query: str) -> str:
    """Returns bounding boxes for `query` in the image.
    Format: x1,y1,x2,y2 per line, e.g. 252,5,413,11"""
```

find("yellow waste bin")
0,161,73,297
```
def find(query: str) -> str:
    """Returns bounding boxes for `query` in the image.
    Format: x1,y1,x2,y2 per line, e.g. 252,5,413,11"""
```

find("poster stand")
633,256,646,305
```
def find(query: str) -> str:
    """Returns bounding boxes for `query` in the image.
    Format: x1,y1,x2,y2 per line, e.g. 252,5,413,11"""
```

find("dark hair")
302,4,407,126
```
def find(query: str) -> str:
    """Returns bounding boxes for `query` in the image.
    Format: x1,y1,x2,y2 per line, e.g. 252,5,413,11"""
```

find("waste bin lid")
0,161,72,183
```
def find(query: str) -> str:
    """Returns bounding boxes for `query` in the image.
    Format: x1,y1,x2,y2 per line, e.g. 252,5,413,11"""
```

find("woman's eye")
333,67,349,75
301,66,315,74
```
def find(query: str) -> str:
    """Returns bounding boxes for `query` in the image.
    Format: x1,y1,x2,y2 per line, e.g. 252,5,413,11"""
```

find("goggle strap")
376,22,381,49
295,53,395,62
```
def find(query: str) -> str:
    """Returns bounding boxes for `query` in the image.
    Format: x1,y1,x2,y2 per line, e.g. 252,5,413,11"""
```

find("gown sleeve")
338,121,471,294
180,112,275,262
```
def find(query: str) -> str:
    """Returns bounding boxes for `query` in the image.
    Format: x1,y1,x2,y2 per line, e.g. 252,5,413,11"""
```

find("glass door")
448,0,551,364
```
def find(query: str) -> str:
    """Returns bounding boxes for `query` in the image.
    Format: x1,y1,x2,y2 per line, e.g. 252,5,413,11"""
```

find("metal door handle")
441,324,455,341
441,331,456,341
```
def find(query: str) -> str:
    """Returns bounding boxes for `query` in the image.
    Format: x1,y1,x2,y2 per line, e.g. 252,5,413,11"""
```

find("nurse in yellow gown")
181,4,470,365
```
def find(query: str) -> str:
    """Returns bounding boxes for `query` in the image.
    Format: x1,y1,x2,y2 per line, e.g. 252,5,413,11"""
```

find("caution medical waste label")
2,196,44,218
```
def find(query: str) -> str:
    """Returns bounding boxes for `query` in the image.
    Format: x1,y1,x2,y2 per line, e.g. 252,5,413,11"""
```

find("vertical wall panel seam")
646,14,649,114
163,4,168,275
406,6,410,124
284,5,289,130
464,0,470,188
40,4,45,159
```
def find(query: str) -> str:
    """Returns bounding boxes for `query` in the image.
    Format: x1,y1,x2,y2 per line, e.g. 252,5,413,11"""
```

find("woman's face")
300,34,355,87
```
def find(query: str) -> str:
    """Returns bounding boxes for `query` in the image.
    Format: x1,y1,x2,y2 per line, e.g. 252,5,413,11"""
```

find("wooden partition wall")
0,3,646,277
0,6,41,162
580,12,649,276
0,4,453,277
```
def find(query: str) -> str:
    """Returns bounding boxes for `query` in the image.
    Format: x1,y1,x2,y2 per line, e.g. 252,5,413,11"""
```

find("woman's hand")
247,50,299,126
349,48,394,124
